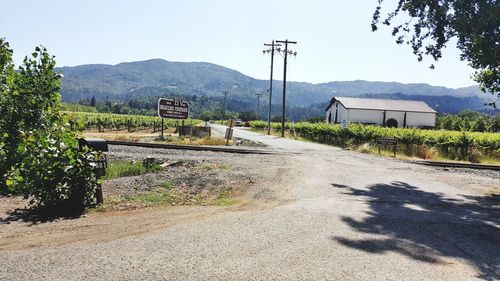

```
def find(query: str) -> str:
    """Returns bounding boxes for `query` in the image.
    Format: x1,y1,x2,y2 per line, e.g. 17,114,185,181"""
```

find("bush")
0,39,98,212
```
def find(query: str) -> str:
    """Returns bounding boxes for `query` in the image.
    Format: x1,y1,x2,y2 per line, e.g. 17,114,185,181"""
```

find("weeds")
104,160,161,180
209,188,242,206
161,180,174,190
415,146,438,160
125,191,183,206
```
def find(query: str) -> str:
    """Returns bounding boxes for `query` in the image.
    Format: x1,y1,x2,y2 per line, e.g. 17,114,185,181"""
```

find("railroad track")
107,140,277,155
414,160,500,171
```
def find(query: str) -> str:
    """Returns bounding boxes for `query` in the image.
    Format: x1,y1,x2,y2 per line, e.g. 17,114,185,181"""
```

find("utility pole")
263,41,281,135
276,39,297,137
221,90,229,124
255,93,263,120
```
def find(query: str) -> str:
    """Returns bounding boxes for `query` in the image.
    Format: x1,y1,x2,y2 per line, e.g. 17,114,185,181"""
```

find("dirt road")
1,126,499,280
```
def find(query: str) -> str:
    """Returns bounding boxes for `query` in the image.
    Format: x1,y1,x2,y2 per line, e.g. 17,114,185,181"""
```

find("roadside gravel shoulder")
0,145,298,251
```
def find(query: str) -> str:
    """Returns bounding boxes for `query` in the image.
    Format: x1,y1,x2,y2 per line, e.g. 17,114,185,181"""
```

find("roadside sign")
225,128,233,140
226,118,236,128
341,120,348,129
158,98,189,119
376,138,398,157
376,138,398,146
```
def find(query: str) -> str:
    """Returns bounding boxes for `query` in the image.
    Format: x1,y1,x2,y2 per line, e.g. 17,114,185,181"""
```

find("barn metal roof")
326,96,437,113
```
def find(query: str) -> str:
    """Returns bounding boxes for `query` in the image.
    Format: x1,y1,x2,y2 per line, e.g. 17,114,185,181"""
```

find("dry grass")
84,129,161,142
158,135,230,146
357,143,372,154
414,146,438,160
84,129,229,146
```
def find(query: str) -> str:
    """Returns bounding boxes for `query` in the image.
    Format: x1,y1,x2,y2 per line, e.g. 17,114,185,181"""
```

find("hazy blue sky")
1,0,476,88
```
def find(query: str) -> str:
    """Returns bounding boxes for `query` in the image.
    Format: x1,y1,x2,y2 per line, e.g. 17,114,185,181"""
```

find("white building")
325,96,437,128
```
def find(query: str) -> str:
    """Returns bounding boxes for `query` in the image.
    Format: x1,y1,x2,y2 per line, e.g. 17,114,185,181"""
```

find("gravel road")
1,126,499,280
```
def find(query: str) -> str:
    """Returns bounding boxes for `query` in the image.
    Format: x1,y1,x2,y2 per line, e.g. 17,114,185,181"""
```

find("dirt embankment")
0,145,299,251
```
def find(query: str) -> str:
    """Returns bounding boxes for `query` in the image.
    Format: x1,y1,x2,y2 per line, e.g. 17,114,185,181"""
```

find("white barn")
325,96,437,128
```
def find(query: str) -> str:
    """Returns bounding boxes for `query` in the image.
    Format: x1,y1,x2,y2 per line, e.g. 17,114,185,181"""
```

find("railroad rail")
107,140,276,155
414,160,500,171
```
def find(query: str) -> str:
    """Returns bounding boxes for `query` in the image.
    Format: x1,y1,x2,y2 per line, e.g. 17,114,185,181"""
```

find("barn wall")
348,109,384,125
337,105,348,123
325,108,331,123
406,112,436,127
325,101,436,128
385,111,405,127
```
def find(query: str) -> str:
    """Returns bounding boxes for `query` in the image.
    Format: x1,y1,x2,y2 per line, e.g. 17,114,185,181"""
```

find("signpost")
158,98,189,139
158,98,189,119
340,120,348,129
225,117,235,146
377,138,398,157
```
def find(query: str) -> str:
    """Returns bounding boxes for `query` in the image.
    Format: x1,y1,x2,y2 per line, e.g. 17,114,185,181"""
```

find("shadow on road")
1,209,84,226
0,198,85,225
331,181,500,280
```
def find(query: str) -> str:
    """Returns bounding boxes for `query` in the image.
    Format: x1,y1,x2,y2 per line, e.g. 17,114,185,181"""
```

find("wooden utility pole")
276,39,297,137
221,90,229,124
263,41,281,135
255,93,263,120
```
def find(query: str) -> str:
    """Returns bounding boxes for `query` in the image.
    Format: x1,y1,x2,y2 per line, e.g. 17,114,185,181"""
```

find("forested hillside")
59,59,498,115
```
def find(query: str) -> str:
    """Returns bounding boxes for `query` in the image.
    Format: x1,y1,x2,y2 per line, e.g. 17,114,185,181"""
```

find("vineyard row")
250,121,500,159
64,112,201,132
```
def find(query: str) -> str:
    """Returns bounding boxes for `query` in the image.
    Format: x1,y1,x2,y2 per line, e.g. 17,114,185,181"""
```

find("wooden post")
95,184,103,204
189,119,192,145
225,117,234,146
161,118,164,139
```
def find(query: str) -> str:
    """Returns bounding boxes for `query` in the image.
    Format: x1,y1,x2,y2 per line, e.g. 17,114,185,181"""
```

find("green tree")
372,0,499,99
457,109,483,121
0,38,15,190
451,117,465,131
238,111,258,122
488,114,500,132
199,111,212,123
90,96,96,107
439,115,454,130
302,116,325,123
0,39,98,212
471,116,487,132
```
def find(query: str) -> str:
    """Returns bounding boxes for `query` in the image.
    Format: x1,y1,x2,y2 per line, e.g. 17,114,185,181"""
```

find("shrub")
0,39,98,212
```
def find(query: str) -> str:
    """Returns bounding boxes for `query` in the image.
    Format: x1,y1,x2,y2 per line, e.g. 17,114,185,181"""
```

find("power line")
263,40,282,135
276,39,297,137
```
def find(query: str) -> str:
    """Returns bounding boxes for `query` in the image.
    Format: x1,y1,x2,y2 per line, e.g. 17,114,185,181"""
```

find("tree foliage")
437,110,499,132
0,38,98,212
372,0,499,97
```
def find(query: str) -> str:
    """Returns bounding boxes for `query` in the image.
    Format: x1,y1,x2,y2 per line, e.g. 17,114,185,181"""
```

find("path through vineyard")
2,125,499,280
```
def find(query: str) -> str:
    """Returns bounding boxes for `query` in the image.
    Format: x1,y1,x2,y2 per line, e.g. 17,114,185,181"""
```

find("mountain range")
59,59,498,115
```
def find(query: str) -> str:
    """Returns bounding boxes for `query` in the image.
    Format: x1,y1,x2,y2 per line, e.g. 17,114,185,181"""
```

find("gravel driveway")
1,127,499,280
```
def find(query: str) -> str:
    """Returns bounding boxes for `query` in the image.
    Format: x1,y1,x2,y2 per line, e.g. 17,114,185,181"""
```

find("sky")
1,0,477,88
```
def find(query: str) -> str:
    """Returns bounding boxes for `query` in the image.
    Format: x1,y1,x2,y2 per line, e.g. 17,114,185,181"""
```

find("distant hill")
58,59,497,115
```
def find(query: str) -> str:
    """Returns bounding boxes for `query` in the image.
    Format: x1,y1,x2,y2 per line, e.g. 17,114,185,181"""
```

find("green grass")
125,187,241,207
124,191,184,206
161,180,174,190
104,160,161,180
208,188,242,206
